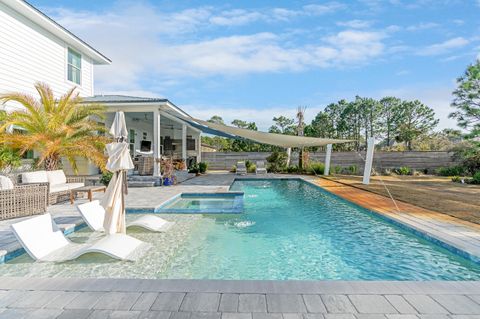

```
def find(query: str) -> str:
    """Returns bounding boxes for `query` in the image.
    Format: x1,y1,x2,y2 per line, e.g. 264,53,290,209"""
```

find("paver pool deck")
0,172,480,317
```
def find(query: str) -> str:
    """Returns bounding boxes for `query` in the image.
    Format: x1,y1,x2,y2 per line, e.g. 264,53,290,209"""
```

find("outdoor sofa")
21,170,85,205
0,175,48,221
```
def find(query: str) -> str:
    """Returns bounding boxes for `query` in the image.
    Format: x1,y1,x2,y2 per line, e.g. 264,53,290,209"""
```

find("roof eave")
4,0,111,65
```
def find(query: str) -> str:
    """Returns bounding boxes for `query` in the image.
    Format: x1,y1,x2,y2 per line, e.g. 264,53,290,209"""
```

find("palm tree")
0,82,109,172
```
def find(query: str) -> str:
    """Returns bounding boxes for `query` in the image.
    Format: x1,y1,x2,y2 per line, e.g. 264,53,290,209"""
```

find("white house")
0,0,202,177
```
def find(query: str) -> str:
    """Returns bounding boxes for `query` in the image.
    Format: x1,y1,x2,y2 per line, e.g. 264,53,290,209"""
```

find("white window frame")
67,47,82,86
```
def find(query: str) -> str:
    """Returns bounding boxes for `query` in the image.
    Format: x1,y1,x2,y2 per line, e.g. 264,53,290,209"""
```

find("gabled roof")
3,0,111,65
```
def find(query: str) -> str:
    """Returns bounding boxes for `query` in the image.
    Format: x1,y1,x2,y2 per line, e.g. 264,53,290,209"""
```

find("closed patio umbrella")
101,112,134,234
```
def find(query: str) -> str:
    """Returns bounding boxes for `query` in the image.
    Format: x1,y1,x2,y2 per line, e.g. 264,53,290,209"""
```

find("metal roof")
83,95,168,104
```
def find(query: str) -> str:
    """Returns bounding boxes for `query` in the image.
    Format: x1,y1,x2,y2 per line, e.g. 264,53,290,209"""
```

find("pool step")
128,181,156,187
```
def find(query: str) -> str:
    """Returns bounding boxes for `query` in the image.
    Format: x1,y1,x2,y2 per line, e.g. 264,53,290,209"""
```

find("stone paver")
266,294,307,313
8,290,62,308
65,292,105,310
239,294,267,313
44,291,81,309
93,292,141,310
180,293,221,312
302,295,327,313
402,295,448,314
321,295,356,314
348,295,397,314
139,311,172,319
430,295,480,314
384,296,417,314
131,292,159,311
219,294,239,312
251,313,282,319
151,293,186,311
190,312,222,319
222,312,252,319
57,309,92,319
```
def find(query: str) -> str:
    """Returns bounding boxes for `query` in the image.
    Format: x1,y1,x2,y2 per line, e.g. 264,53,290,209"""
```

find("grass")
326,174,480,225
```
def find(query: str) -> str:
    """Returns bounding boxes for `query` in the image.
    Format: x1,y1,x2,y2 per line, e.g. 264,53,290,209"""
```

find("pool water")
1,179,480,280
164,179,480,280
156,193,243,214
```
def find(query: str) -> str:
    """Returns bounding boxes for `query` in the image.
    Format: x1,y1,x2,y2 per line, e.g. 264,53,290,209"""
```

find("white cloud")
406,22,439,31
417,37,469,56
336,20,373,29
209,9,266,26
49,4,386,93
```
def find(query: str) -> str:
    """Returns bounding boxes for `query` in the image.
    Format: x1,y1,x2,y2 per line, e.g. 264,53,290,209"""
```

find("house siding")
0,1,94,111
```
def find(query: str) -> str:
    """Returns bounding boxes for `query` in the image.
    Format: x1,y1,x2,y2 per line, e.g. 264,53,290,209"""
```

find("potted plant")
162,159,174,186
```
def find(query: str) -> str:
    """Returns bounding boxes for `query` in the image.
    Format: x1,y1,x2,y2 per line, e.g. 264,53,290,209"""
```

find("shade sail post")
324,144,332,176
362,137,375,185
181,124,187,170
286,148,291,166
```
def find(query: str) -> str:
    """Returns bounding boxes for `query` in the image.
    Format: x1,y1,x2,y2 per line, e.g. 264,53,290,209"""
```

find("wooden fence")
201,151,459,173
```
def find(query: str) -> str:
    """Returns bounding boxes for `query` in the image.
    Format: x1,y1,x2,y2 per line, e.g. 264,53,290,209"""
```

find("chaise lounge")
77,200,175,232
21,170,85,204
10,213,149,262
255,161,267,175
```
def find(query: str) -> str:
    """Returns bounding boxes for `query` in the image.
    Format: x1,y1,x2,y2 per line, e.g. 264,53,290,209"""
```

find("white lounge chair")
77,200,174,232
10,213,148,262
256,161,267,175
236,161,247,175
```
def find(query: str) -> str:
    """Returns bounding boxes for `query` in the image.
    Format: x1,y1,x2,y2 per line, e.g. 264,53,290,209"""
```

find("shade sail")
191,118,353,148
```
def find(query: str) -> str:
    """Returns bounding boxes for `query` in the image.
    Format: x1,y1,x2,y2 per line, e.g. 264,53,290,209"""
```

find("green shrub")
100,171,113,186
333,165,343,174
395,166,411,175
266,151,287,173
306,162,325,175
0,147,22,172
347,164,358,175
472,171,480,184
198,162,208,174
247,164,256,173
436,166,465,176
286,165,299,173
188,163,199,174
451,176,463,183
230,165,237,173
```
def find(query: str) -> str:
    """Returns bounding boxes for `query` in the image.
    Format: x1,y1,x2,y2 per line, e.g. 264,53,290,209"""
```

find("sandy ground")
326,174,480,224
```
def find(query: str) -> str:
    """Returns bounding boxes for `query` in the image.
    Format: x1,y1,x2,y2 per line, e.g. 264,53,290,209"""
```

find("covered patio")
84,96,202,177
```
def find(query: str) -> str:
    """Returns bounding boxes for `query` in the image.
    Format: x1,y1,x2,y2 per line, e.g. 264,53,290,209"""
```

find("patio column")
153,110,161,177
197,135,202,163
363,137,375,185
182,124,187,170
286,148,291,166
324,144,332,176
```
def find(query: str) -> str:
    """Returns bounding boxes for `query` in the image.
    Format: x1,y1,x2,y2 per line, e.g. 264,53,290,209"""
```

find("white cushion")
0,176,14,190
66,182,84,190
22,171,48,184
47,170,67,186
49,184,69,193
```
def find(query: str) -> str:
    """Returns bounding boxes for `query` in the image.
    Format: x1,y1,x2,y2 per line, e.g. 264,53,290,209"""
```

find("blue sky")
33,0,480,130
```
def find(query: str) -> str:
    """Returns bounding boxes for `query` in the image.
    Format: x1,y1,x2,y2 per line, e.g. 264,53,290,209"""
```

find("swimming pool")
1,179,480,280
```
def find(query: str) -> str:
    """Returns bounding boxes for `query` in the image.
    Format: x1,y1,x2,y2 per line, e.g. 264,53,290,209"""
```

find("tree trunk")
44,154,60,171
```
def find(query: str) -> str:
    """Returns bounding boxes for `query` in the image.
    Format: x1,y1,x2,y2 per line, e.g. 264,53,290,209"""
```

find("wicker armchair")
0,183,48,221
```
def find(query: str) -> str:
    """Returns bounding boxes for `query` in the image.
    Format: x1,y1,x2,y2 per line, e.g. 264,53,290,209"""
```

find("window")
67,48,81,85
